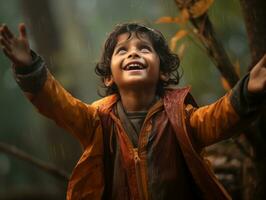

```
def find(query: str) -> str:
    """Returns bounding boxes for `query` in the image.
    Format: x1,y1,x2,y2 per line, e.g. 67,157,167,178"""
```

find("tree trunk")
239,0,266,199
239,0,266,67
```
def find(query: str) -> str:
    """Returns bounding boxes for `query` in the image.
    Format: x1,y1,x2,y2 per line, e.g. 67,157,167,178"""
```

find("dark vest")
99,88,231,200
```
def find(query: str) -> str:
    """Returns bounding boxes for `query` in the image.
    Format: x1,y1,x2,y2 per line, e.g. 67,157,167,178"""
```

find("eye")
140,45,151,53
116,47,127,55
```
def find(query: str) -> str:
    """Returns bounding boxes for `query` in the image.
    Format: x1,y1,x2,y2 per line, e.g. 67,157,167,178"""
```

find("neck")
119,88,157,112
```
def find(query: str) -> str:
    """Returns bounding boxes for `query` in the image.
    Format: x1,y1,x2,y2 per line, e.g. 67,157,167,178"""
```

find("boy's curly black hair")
95,23,181,96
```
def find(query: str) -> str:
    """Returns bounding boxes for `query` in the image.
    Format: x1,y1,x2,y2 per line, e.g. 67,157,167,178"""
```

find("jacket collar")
92,87,192,114
92,94,119,113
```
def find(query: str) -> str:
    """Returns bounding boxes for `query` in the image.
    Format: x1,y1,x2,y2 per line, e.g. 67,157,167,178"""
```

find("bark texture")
240,1,266,199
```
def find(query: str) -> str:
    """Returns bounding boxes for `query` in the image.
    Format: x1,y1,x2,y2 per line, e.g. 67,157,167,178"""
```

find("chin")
124,79,158,89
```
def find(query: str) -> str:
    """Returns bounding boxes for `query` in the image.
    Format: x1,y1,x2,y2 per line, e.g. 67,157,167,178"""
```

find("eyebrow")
114,42,127,50
114,40,153,50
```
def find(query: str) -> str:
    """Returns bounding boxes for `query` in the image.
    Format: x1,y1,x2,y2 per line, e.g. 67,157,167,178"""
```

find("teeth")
126,64,144,70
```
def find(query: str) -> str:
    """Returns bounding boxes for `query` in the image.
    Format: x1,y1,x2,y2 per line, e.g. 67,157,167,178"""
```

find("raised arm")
188,54,266,148
0,24,100,148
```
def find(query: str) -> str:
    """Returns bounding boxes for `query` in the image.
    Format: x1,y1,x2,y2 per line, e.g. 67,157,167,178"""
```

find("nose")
128,49,140,59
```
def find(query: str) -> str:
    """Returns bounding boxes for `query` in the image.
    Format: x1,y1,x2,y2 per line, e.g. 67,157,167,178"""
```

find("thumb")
258,54,266,68
262,54,266,67
18,23,27,39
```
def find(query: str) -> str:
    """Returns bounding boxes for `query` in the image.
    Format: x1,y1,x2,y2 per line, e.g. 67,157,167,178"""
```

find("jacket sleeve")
187,74,264,148
13,52,101,149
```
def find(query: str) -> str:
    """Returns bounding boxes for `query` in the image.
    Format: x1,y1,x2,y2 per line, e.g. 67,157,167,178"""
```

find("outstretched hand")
248,54,266,94
0,23,32,68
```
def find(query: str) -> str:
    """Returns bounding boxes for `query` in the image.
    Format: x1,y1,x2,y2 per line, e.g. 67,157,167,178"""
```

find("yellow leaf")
189,0,214,18
234,60,241,78
170,9,190,24
177,43,187,59
155,16,176,24
221,77,231,91
156,9,190,25
180,9,190,22
170,30,188,51
221,61,241,91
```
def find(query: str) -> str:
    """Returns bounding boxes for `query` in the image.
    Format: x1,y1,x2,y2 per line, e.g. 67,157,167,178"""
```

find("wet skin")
110,32,160,92
109,32,161,112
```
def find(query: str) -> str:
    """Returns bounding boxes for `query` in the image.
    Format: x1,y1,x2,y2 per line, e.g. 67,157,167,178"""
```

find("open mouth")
123,62,146,71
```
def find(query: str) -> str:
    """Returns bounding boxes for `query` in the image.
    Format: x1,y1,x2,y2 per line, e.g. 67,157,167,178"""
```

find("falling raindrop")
0,154,11,175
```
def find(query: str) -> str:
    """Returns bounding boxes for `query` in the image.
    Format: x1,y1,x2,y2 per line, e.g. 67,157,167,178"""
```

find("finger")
3,24,14,39
262,54,266,67
0,37,12,51
19,23,27,39
0,24,4,33
2,47,13,60
0,25,9,41
0,27,12,44
2,47,19,65
254,54,266,70
0,24,4,32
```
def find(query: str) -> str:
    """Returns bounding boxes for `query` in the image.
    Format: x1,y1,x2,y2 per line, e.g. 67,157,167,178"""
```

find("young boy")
0,23,265,200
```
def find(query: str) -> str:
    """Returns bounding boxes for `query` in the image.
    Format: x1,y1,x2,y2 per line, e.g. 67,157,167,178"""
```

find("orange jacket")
25,71,243,200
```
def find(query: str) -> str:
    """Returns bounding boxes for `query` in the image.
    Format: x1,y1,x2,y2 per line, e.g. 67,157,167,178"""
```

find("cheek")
110,60,117,74
110,57,114,71
154,56,161,72
111,56,122,70
109,63,119,81
152,53,160,64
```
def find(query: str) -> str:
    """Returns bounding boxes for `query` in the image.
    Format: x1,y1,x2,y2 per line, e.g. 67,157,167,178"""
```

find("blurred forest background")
0,0,261,199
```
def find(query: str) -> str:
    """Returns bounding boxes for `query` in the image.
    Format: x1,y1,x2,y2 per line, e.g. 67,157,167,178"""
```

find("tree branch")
174,0,239,87
0,142,69,181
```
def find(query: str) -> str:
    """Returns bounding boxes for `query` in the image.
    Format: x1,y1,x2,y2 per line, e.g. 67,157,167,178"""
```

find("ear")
104,76,114,87
160,72,169,82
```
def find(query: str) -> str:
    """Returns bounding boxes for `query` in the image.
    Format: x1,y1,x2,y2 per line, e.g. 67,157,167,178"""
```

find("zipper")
110,112,154,199
133,148,146,200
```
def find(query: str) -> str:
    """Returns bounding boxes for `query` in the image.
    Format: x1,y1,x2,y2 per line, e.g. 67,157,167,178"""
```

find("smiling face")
109,32,160,93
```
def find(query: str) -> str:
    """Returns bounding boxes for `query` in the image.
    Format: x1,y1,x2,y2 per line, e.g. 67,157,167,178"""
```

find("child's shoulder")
164,85,197,107
91,94,118,110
